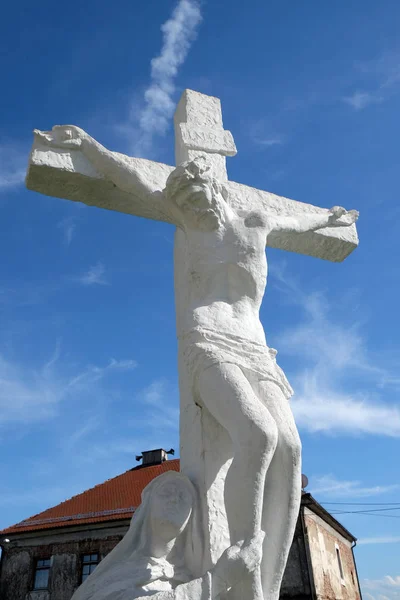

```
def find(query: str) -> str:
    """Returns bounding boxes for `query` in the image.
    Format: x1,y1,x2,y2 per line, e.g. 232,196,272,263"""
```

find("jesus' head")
165,156,228,231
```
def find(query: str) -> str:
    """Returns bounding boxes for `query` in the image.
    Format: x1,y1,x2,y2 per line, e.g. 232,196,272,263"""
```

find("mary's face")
150,479,193,542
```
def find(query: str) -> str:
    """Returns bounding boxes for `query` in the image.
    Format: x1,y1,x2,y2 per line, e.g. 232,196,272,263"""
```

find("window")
33,558,51,589
81,553,99,583
336,546,345,581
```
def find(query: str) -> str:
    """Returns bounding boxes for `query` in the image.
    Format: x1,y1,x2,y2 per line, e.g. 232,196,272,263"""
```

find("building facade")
0,454,362,600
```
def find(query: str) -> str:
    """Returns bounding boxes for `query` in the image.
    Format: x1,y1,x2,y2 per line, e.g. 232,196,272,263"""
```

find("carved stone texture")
26,90,359,600
26,146,175,224
27,144,358,263
70,471,263,600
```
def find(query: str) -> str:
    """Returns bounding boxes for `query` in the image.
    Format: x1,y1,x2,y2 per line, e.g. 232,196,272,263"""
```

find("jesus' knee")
277,427,302,472
236,412,279,464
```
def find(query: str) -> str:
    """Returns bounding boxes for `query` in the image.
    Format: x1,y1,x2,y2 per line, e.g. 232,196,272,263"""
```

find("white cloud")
139,379,167,406
117,0,202,156
0,265,111,307
291,374,400,436
343,91,383,110
108,358,138,370
256,136,285,147
309,474,400,498
247,119,286,148
137,379,179,431
0,169,25,190
0,350,137,426
0,354,60,425
78,262,108,286
0,142,27,191
344,50,400,110
272,264,370,371
63,417,101,452
356,51,400,88
65,358,137,391
272,264,400,437
75,379,180,466
57,216,77,246
363,575,400,600
358,536,400,545
0,485,79,508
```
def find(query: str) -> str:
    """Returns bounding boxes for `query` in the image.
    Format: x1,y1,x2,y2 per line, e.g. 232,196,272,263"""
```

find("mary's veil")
72,471,204,599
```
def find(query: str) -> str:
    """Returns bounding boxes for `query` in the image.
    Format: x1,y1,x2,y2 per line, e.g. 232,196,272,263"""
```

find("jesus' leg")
196,363,279,600
257,380,302,600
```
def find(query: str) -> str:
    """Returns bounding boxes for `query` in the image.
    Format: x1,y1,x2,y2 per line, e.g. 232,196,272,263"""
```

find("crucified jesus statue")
29,90,359,600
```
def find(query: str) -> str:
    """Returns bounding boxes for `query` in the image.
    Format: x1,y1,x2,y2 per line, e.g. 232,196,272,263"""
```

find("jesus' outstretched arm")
269,205,359,234
33,125,175,223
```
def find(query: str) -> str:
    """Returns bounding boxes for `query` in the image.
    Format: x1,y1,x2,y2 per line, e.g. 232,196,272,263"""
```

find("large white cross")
26,89,358,572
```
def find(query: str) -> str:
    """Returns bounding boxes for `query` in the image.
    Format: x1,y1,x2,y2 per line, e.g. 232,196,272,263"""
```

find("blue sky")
1,0,400,595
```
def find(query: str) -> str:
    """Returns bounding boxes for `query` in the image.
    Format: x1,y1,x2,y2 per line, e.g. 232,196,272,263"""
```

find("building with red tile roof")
0,451,362,600
1,458,179,536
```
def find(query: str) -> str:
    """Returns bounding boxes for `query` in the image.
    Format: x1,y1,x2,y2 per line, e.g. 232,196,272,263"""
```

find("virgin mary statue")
71,470,263,600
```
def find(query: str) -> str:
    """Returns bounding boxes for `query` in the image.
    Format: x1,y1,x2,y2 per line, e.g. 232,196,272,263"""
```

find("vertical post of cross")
174,89,237,180
173,90,237,575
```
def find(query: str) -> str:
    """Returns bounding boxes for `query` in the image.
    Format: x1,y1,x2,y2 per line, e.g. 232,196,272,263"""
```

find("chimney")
135,448,175,467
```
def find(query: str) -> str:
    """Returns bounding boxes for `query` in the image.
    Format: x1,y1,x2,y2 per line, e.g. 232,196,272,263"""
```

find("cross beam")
27,90,358,263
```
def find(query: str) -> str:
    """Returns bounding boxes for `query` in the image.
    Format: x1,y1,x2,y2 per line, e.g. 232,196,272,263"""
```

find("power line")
331,510,400,519
322,502,400,506
330,507,400,514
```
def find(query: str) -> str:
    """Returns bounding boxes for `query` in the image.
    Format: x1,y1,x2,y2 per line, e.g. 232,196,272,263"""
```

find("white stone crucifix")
27,90,358,600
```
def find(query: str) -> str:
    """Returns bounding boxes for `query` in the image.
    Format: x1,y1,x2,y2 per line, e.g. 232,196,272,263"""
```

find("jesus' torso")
180,208,272,345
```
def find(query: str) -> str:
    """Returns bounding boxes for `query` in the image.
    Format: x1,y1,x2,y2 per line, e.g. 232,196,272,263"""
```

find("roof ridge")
1,470,132,532
0,460,180,535
28,469,134,518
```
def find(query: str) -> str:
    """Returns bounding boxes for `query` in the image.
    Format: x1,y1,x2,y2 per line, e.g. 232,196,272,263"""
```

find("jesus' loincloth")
180,327,293,401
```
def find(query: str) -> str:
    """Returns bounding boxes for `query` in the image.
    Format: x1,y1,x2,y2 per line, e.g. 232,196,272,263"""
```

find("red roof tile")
1,460,180,535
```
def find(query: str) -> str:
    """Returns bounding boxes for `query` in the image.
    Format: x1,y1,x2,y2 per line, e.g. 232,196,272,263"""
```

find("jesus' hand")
329,206,359,226
33,125,87,149
211,530,265,597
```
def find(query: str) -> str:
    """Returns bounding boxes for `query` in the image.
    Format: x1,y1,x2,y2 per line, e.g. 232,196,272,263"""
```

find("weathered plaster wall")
0,524,127,600
0,516,318,600
304,509,360,600
0,549,32,600
280,517,312,600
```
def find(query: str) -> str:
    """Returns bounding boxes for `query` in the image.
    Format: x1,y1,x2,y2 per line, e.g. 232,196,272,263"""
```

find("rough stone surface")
280,518,311,599
69,471,263,600
226,181,358,262
0,499,361,600
303,510,361,600
26,89,359,600
174,90,237,183
27,144,358,263
27,147,175,224
0,530,125,600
